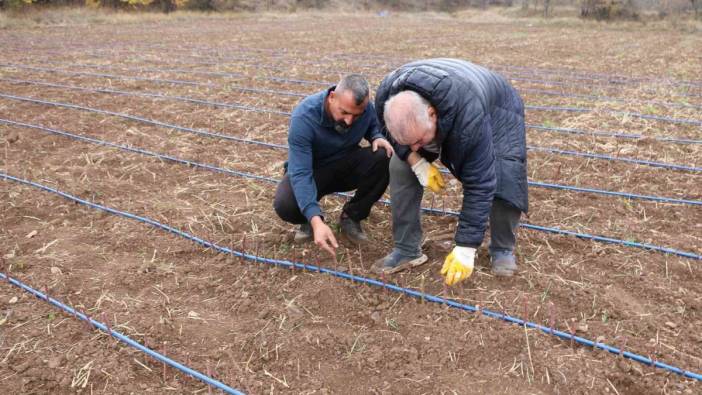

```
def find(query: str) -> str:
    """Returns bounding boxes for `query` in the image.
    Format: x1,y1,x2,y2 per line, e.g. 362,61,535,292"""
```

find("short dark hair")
336,74,369,106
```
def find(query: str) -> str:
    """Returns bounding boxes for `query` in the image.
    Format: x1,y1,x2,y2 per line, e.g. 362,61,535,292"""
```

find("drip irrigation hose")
1,113,699,206
3,63,701,127
51,61,702,110
3,76,700,146
519,88,702,111
7,43,702,107
0,272,244,395
7,42,702,90
1,87,699,172
527,124,701,145
1,117,700,260
525,146,701,173
1,172,700,381
524,105,702,127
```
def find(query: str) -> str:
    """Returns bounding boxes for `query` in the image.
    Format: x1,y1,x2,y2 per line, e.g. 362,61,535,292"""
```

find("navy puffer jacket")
375,58,528,248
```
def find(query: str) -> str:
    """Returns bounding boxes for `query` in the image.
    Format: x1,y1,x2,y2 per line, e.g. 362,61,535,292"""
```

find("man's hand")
411,158,445,193
372,138,394,158
440,246,476,286
310,216,338,258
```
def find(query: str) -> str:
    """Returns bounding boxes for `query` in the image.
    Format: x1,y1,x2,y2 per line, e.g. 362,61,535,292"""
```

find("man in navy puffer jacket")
373,59,528,284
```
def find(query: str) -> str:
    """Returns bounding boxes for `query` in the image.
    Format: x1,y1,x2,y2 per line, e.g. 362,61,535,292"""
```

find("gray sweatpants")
389,154,521,256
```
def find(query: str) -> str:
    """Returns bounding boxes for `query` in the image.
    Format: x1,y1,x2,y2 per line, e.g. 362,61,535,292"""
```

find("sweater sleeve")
363,102,384,142
287,115,323,221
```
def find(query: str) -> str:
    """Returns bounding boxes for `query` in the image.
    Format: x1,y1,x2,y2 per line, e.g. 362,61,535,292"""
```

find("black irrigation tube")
60,44,702,97
527,124,702,145
1,117,700,261
2,81,699,172
7,41,702,98
0,272,244,394
3,65,701,145
1,93,699,206
25,42,702,92
518,87,702,111
5,59,702,122
6,39,700,89
13,57,702,112
526,105,702,127
1,171,701,381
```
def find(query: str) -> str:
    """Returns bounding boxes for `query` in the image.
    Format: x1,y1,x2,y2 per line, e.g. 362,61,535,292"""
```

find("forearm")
309,215,325,229
407,151,422,166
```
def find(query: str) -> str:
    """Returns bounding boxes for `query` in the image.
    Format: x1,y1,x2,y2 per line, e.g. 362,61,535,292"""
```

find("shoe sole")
381,254,429,274
491,267,516,277
293,234,312,244
339,231,369,245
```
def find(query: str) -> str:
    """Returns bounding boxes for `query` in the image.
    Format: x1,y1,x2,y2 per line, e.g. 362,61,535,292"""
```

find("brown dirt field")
1,11,701,394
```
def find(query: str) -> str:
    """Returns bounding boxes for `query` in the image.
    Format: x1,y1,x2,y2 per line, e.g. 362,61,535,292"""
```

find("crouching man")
373,59,529,285
274,74,394,257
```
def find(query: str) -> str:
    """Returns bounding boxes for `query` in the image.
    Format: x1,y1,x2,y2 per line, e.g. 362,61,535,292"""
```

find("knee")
389,154,413,177
372,148,391,163
273,196,298,223
273,180,302,223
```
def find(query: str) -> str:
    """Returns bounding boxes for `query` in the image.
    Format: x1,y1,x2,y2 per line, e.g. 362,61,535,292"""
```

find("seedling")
385,318,399,331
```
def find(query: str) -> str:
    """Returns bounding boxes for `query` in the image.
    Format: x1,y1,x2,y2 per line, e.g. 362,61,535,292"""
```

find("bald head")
383,90,436,151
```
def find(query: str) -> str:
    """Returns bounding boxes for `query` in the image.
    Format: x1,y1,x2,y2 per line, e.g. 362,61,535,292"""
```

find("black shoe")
339,214,369,244
293,223,312,243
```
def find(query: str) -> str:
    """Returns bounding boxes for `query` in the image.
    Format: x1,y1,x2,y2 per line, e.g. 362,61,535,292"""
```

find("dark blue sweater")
287,88,383,221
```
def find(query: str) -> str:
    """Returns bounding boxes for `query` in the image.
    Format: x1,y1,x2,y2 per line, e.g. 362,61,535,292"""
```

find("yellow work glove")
440,246,476,286
411,158,446,193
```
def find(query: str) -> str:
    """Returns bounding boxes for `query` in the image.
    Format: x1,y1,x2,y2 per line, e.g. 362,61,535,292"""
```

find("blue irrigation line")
14,42,702,90
1,171,700,382
0,73,291,117
519,87,702,111
420,205,701,261
0,118,280,185
527,181,701,206
4,76,699,147
0,92,288,150
3,74,701,147
0,65,307,98
500,67,702,91
5,62,702,127
495,63,702,89
526,146,701,173
509,76,702,100
1,109,699,207
526,124,702,145
0,271,244,395
1,85,699,173
525,105,702,127
2,117,700,260
52,43,702,92
8,44,702,102
0,98,699,206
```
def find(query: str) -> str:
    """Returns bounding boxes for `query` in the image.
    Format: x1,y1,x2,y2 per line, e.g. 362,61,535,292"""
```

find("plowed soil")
1,11,701,394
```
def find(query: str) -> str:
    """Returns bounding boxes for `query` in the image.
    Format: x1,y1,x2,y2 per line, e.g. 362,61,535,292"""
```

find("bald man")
373,59,528,285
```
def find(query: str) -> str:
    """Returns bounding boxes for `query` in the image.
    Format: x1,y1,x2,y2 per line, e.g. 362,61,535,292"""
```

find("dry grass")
0,7,250,28
1,5,700,33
